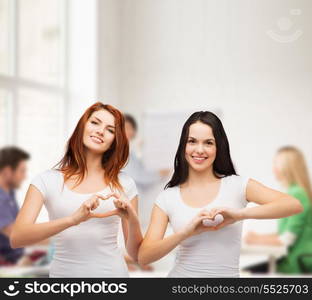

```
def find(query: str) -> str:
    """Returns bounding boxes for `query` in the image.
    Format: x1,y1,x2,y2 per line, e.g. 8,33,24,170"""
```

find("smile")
191,156,208,163
90,136,104,144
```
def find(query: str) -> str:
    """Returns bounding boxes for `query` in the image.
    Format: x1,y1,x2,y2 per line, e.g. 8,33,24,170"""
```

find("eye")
108,129,115,134
91,121,98,125
188,139,195,144
206,141,214,145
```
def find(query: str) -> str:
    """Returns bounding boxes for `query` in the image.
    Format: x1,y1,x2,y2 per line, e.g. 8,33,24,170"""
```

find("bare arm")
138,205,185,265
244,231,283,246
193,179,303,231
10,185,75,249
11,184,103,249
1,223,13,238
121,196,143,262
138,205,212,265
240,179,303,220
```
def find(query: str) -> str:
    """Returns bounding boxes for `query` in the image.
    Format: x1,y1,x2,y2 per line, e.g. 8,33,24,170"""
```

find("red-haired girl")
11,102,143,277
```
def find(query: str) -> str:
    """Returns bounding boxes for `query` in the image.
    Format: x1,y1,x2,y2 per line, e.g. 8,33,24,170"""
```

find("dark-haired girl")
11,102,143,277
138,111,302,277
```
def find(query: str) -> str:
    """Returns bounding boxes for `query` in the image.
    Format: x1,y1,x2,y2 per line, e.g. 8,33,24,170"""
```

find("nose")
96,126,105,137
195,143,204,154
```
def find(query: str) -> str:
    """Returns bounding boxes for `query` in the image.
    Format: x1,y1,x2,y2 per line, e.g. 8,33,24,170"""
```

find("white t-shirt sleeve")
119,173,138,200
30,172,48,200
154,190,169,215
241,176,250,201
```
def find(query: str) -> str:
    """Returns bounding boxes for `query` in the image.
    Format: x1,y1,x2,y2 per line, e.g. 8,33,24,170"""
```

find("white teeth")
192,157,206,160
91,136,103,143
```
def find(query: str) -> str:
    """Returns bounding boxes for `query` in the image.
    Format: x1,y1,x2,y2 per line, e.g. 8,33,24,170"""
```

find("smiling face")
185,121,217,173
83,109,116,154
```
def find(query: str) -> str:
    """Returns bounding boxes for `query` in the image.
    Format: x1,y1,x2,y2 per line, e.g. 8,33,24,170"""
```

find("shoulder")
31,169,63,188
155,186,178,206
223,174,250,186
33,169,60,180
118,171,136,187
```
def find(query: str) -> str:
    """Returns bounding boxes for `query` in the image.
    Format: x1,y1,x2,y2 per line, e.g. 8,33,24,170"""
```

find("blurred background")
0,0,311,277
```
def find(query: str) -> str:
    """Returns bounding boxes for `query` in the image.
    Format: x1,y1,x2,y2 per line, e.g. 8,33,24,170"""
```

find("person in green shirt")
245,146,312,274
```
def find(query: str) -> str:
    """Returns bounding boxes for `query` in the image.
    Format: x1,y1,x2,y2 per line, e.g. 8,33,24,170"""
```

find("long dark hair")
165,111,236,188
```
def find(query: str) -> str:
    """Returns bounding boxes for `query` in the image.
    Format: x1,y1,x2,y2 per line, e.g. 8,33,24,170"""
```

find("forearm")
125,217,143,261
138,231,186,265
240,197,302,220
11,216,74,249
252,234,283,246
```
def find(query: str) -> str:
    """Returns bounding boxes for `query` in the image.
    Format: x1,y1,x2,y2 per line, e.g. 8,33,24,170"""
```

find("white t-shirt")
31,169,138,278
155,175,249,278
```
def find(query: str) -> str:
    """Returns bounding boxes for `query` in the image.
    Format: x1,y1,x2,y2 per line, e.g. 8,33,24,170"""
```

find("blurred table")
241,243,287,273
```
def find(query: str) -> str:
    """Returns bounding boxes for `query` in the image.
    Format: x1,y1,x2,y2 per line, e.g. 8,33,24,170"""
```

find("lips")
191,156,208,164
90,136,104,144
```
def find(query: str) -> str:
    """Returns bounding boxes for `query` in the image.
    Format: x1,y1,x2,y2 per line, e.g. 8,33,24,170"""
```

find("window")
0,0,67,218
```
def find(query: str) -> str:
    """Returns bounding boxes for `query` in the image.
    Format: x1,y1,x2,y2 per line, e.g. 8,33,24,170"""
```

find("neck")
85,150,104,174
0,176,10,193
185,167,218,187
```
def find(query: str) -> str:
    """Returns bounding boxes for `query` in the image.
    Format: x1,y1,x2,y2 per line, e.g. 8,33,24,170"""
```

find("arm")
11,185,103,249
10,185,75,249
244,231,283,246
138,205,186,265
240,179,303,220
211,179,303,230
121,196,143,262
1,223,13,238
138,205,213,265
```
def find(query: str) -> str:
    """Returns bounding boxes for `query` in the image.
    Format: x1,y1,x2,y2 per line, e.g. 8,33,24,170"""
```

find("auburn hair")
54,102,129,191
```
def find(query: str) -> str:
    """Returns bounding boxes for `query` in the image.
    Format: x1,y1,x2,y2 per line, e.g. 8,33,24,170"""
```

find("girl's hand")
110,192,138,220
208,207,243,230
181,210,218,238
70,194,112,225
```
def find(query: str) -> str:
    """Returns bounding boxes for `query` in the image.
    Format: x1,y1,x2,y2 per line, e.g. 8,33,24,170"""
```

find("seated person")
245,146,312,274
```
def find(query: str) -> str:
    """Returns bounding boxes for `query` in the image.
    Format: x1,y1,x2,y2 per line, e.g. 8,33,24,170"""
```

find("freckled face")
185,122,217,172
83,109,116,154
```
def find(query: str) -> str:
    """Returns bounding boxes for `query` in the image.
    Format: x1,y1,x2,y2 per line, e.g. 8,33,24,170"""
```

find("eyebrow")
93,117,115,128
188,136,215,141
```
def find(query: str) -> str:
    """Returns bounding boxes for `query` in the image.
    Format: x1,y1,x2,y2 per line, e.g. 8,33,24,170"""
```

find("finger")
114,199,122,208
90,198,99,210
96,194,114,201
84,202,91,210
91,209,119,218
109,192,121,200
199,210,211,218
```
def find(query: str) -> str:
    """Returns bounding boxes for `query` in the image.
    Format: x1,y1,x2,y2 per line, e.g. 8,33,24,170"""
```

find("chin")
84,143,106,154
190,164,210,172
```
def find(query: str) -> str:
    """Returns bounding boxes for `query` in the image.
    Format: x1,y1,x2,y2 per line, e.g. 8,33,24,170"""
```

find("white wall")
99,0,312,232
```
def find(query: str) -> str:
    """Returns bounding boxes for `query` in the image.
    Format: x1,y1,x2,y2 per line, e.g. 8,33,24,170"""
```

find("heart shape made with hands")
202,213,224,227
91,193,120,218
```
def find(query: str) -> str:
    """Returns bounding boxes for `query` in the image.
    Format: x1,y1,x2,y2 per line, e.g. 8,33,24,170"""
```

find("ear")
2,166,13,178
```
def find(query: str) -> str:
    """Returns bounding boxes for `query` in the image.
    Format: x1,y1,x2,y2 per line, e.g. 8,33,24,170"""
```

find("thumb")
91,209,119,218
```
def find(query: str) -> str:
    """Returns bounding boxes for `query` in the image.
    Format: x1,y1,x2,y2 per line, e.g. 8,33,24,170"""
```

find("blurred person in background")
245,146,312,274
123,114,170,194
0,146,29,266
123,114,170,271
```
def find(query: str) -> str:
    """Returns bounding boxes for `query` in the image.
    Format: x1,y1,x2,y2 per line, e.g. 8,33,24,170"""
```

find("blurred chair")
298,254,312,274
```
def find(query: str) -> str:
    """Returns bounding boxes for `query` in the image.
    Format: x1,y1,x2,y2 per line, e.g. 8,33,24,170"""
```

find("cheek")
106,134,115,146
207,146,217,157
185,144,194,157
83,125,92,141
